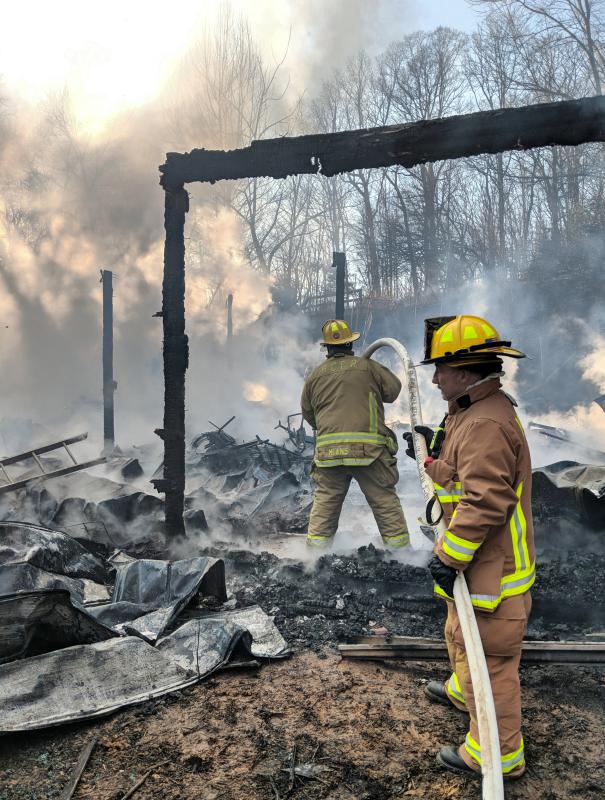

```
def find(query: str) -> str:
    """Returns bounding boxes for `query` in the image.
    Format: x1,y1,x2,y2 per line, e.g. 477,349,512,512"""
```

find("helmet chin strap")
466,371,504,389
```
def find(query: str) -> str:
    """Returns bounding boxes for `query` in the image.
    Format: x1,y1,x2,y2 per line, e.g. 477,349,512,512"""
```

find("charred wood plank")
160,96,605,187
59,736,97,800
339,636,605,665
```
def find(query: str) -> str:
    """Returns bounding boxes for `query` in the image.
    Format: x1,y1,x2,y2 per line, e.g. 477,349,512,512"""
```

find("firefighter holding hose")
404,315,535,780
301,319,409,549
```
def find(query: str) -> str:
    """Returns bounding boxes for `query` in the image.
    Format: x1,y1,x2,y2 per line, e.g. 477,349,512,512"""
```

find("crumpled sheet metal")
533,461,605,527
0,615,256,733
0,521,106,583
88,556,228,643
0,590,114,665
113,557,227,605
0,522,110,605
196,606,290,659
0,562,109,606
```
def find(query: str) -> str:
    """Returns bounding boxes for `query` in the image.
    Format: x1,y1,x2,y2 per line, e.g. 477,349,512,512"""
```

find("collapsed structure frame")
156,94,605,537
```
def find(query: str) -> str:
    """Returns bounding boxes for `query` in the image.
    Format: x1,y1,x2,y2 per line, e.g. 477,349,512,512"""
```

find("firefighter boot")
425,681,451,706
436,747,480,778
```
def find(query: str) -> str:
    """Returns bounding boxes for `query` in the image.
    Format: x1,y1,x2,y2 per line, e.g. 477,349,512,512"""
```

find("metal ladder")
0,433,106,495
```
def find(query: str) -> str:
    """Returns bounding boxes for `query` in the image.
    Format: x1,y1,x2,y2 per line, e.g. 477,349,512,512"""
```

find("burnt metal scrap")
189,414,312,473
528,421,605,462
184,415,313,533
532,461,605,529
0,524,289,733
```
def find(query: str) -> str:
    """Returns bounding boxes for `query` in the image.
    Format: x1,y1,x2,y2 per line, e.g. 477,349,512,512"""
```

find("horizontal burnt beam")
160,95,605,187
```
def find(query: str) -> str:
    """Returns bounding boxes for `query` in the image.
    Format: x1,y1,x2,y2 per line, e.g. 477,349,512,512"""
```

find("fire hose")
363,338,504,800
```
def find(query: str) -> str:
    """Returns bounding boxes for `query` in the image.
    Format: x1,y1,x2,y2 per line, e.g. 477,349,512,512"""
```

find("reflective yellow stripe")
382,532,409,548
515,415,525,434
464,733,525,773
306,535,332,548
446,672,465,704
429,427,443,450
330,322,339,334
369,392,379,434
316,432,388,446
510,482,530,571
434,583,453,601
442,540,473,563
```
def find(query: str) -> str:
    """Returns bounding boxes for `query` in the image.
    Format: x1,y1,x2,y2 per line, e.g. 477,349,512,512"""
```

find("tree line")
176,0,605,314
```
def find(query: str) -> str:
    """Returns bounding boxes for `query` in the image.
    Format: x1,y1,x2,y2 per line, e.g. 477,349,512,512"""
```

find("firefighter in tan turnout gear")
408,315,535,779
301,319,409,549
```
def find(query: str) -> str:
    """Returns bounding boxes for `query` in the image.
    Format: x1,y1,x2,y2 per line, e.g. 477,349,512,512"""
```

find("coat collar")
448,377,502,415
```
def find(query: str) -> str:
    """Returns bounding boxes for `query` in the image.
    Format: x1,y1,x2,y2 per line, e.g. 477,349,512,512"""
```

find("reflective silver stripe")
315,458,375,467
464,735,481,761
465,734,525,771
503,749,525,769
447,674,464,702
470,592,500,604
443,535,476,557
502,565,535,591
317,433,387,443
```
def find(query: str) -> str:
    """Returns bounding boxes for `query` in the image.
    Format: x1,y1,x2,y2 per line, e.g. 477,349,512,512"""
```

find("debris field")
0,422,604,799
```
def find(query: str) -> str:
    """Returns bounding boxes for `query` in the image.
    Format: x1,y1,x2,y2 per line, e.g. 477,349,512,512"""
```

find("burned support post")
154,185,189,538
226,293,233,364
101,270,115,452
333,252,346,319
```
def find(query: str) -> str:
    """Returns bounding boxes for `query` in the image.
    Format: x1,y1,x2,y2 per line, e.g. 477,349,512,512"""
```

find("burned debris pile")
0,522,289,734
181,415,314,535
0,416,314,549
195,541,605,653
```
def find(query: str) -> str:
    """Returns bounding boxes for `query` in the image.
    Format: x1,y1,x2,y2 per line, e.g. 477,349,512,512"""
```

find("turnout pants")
306,450,409,548
443,593,532,777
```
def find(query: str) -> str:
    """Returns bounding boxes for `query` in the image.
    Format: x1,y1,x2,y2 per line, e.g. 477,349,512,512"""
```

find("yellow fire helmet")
321,319,361,346
420,315,526,366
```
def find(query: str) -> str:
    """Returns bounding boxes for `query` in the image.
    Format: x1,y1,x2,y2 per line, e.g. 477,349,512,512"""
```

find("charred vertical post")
333,252,346,319
154,185,189,538
101,270,115,452
226,293,233,363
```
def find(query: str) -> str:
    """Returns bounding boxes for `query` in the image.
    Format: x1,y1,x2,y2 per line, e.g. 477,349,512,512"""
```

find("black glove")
402,426,434,460
428,555,458,598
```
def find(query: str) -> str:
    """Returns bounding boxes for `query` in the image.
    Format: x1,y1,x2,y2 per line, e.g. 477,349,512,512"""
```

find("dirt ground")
1,647,603,800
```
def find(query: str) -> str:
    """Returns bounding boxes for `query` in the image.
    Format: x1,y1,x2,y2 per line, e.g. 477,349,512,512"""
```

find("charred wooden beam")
153,186,189,538
339,636,605,665
333,252,346,319
160,95,605,187
101,270,115,452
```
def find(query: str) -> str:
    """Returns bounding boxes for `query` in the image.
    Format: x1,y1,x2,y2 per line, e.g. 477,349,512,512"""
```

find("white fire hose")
363,338,504,800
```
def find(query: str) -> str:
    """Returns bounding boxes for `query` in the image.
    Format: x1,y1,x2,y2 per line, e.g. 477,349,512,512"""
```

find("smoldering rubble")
1,411,605,740
0,415,314,551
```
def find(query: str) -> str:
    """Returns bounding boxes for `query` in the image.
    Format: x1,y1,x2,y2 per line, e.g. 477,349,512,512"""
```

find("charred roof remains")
157,95,605,538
